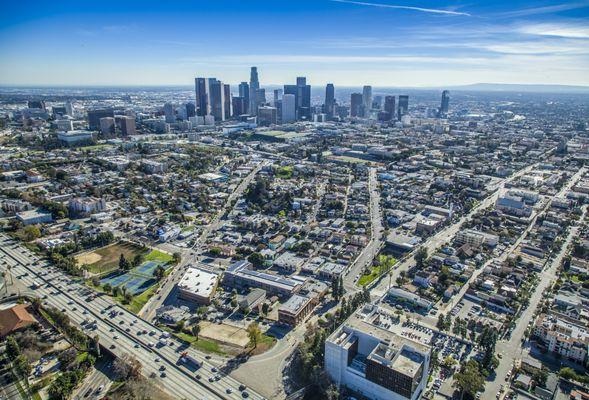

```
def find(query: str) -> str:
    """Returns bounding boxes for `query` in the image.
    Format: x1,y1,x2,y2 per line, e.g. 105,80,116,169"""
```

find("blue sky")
1,0,588,86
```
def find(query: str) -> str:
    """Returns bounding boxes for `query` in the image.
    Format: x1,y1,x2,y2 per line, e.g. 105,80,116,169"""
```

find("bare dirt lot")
199,321,249,347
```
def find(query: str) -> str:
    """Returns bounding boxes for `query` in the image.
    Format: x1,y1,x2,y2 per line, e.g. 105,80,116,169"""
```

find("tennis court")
100,260,168,295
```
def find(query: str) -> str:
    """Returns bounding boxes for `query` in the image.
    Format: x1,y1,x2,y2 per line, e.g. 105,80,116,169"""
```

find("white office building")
282,94,296,124
325,304,431,400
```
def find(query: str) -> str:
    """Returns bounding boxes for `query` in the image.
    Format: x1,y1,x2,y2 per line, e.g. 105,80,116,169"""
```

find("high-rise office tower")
258,88,266,105
324,83,335,118
28,100,46,110
282,94,296,123
372,95,382,110
223,84,232,120
439,90,450,117
185,102,196,118
116,115,136,135
99,117,115,135
384,96,396,121
257,106,277,126
65,101,73,117
273,89,283,106
195,77,212,117
397,95,409,121
88,108,114,130
209,79,225,121
238,82,250,114
163,103,175,123
362,85,372,117
283,77,310,121
232,97,246,116
249,67,260,115
350,93,363,117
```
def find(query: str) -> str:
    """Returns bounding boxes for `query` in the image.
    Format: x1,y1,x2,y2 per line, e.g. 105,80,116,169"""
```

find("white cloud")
519,23,589,38
329,0,470,16
498,1,589,18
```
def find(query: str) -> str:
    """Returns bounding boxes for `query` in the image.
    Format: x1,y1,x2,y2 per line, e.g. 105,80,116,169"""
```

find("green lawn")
173,332,225,355
358,256,397,287
358,270,380,286
145,249,174,264
276,166,293,179
127,284,158,314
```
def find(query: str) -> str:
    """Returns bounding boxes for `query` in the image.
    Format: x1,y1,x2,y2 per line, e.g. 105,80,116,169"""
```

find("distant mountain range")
443,83,589,94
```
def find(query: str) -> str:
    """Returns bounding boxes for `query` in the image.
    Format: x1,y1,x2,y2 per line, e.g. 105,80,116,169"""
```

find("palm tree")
192,324,201,341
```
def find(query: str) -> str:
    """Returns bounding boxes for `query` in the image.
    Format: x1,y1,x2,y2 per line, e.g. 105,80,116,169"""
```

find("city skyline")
1,0,589,86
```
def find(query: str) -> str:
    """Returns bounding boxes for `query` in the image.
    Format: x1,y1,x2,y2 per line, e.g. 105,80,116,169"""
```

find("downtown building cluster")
192,66,450,127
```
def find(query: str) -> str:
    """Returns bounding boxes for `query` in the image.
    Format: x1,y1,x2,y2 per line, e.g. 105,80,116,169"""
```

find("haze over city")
1,2,589,400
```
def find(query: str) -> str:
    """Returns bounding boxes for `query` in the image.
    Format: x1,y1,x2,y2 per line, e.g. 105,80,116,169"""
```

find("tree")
247,252,264,269
415,247,428,267
112,285,121,297
175,319,185,332
247,322,262,349
153,266,165,281
192,324,201,341
103,282,112,293
14,355,32,381
124,292,133,304
119,254,130,270
261,303,270,316
58,348,78,371
6,336,21,360
172,252,181,264
437,314,447,331
31,297,42,312
331,277,340,300
132,253,144,268
454,360,485,399
20,225,41,242
559,367,577,381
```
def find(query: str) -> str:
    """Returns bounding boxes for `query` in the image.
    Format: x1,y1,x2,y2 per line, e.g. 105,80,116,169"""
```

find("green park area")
76,242,145,274
358,255,397,286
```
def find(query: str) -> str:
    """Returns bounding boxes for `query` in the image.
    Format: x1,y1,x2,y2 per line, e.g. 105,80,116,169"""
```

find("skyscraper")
223,84,232,120
195,77,212,117
249,67,260,115
439,90,450,117
282,94,296,124
88,108,114,130
238,82,250,114
163,103,175,123
397,95,409,121
324,83,335,118
185,102,196,118
232,97,246,116
117,116,136,135
297,77,311,120
28,100,46,110
257,106,277,126
273,89,283,106
350,93,363,117
362,85,372,117
209,79,225,121
384,96,396,121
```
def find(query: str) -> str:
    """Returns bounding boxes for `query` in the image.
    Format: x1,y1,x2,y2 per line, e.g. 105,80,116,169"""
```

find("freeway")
0,234,263,400
140,160,269,321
